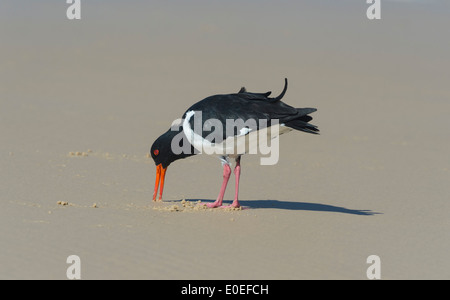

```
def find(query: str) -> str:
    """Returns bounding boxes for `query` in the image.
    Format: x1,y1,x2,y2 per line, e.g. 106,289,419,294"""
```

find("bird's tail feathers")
284,107,319,134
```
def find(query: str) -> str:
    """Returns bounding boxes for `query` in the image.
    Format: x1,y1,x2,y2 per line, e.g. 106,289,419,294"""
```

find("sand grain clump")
69,151,89,157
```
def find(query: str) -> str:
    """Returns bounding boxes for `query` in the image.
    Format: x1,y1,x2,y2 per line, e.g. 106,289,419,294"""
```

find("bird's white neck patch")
182,110,212,153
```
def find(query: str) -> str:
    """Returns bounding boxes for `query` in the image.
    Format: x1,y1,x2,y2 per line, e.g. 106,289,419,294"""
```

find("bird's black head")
150,127,197,201
150,129,179,169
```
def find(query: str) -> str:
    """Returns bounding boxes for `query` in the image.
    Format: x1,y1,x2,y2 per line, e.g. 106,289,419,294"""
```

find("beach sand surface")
1,1,449,279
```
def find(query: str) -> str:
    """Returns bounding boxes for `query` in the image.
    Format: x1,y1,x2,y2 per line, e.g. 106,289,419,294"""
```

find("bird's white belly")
182,110,292,156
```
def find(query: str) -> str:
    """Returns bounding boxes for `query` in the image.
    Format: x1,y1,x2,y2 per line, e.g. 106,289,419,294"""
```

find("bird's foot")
221,200,240,209
197,200,242,209
201,201,222,208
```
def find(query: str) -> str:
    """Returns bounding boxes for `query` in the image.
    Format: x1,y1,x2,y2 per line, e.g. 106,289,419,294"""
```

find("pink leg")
224,158,241,208
206,164,231,208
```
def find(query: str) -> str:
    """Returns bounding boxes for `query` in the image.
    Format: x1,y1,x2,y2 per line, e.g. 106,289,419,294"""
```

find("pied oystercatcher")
150,78,319,208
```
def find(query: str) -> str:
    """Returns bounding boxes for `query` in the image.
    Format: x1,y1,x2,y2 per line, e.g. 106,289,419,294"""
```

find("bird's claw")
197,202,241,209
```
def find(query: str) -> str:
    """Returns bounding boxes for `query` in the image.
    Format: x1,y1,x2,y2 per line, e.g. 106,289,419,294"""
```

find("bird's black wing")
236,78,287,103
183,78,318,142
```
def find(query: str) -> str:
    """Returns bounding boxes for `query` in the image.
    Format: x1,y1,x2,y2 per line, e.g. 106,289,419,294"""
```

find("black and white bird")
150,78,318,208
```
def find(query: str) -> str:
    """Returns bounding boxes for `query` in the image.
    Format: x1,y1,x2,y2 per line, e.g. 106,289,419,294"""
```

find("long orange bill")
153,164,167,201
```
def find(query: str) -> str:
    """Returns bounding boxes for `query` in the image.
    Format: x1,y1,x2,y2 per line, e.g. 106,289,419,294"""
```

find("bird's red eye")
153,149,159,156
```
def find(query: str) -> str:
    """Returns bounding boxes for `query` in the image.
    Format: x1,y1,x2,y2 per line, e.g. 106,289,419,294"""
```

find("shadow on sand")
183,199,381,216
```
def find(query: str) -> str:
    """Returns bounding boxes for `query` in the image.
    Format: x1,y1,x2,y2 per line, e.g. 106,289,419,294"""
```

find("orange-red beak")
153,164,167,201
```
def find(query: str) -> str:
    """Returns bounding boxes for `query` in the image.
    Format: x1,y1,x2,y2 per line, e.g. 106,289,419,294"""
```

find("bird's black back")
182,79,318,142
